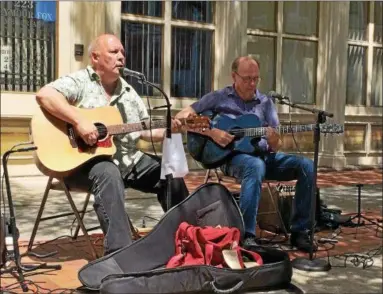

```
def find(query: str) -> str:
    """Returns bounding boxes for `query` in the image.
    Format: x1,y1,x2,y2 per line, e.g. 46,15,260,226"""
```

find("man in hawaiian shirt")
36,34,188,255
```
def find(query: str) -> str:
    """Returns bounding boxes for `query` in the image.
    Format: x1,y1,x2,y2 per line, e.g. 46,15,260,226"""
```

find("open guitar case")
78,183,292,293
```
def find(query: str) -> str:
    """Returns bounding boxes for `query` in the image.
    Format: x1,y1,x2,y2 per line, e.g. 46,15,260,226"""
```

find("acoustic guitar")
31,106,209,177
187,113,344,169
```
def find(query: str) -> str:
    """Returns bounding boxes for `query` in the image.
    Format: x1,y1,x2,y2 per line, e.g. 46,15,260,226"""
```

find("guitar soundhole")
77,123,111,153
95,123,108,141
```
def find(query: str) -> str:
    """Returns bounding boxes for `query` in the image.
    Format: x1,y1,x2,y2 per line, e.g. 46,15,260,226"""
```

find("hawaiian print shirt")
47,66,149,177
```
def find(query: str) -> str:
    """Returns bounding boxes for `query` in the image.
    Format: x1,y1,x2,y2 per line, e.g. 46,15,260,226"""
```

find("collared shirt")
47,66,149,177
191,85,279,151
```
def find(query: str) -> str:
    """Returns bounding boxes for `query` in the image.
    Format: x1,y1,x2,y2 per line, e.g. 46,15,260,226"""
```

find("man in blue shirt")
176,56,316,252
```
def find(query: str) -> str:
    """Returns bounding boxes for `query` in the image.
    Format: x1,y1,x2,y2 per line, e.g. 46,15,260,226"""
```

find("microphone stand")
1,146,61,292
126,74,174,211
277,98,331,272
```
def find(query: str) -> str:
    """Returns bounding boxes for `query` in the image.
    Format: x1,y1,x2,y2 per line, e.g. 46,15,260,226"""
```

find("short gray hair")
88,34,118,58
231,55,260,72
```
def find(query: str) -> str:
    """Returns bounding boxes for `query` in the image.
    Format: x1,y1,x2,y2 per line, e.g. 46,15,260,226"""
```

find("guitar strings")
96,125,108,138
226,124,339,136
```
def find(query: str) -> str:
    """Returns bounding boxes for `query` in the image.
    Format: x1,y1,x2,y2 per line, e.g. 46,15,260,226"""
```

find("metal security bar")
0,1,56,92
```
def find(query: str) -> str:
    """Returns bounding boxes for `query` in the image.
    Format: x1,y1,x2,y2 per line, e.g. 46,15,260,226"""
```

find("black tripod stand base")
349,215,383,228
0,263,62,274
292,257,331,272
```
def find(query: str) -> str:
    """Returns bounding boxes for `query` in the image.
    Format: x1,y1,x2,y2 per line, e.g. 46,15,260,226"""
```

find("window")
346,45,367,105
247,2,318,103
347,1,383,106
281,39,317,104
248,1,276,32
371,48,382,106
348,1,368,41
247,36,275,94
283,2,318,36
121,1,214,98
172,1,213,23
371,125,383,151
344,124,366,152
171,27,212,98
374,2,383,43
281,131,314,152
121,22,162,96
121,1,162,17
0,1,57,92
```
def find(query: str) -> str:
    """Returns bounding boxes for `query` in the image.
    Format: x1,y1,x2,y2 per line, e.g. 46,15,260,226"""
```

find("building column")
317,1,350,170
105,2,121,38
214,1,248,89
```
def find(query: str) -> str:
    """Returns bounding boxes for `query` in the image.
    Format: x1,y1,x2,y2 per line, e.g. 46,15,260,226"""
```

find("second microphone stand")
277,98,332,272
1,146,61,292
130,74,174,211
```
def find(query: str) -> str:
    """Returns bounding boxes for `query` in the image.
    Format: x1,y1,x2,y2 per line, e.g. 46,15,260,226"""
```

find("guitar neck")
243,124,316,137
107,118,188,136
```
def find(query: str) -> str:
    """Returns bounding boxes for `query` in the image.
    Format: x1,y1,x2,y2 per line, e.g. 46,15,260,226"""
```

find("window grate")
0,1,56,92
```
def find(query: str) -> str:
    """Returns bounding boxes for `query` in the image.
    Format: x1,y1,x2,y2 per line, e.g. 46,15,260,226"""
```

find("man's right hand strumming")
74,119,99,146
208,128,234,147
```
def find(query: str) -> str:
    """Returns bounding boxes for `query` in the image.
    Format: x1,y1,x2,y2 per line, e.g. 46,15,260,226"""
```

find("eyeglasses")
234,72,261,84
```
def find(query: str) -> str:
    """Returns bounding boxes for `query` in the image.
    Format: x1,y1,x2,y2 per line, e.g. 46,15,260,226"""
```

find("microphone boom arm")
122,70,174,211
120,69,172,139
276,99,334,118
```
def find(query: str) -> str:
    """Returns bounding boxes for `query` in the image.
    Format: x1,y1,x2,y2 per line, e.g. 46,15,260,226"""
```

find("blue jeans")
222,152,314,236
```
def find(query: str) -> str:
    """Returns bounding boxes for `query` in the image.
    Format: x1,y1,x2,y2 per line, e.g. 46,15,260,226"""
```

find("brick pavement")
0,169,382,293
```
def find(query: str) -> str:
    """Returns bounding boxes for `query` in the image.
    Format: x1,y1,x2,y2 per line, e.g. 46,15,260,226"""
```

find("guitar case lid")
78,183,292,292
78,183,245,290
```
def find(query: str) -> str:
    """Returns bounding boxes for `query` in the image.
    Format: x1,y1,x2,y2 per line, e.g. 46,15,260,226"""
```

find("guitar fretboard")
233,124,316,137
107,119,183,136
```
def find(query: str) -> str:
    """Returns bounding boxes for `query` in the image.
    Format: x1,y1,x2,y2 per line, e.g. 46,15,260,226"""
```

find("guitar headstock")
183,115,210,131
319,123,344,134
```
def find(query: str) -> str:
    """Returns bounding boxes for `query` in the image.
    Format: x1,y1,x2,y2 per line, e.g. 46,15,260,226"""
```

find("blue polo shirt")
191,85,280,151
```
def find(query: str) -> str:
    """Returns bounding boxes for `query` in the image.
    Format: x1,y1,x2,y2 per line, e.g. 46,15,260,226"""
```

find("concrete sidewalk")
1,173,382,293
6,175,382,241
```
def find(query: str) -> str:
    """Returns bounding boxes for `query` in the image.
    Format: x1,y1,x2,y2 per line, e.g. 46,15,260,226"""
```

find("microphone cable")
145,94,158,157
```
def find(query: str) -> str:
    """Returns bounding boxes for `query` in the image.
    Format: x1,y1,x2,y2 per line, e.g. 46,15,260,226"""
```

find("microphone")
267,91,290,101
119,68,146,81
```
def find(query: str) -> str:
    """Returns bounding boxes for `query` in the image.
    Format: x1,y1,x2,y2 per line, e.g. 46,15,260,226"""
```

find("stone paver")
1,170,382,293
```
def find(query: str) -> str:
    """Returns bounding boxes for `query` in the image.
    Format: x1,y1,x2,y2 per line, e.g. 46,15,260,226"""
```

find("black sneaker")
290,231,318,253
243,236,261,247
243,233,260,247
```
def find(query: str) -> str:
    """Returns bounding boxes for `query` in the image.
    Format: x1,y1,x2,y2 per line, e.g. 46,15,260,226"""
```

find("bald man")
176,56,316,253
36,34,188,255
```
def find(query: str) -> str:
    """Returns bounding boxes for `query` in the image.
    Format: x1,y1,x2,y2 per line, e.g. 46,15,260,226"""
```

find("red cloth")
166,222,263,268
